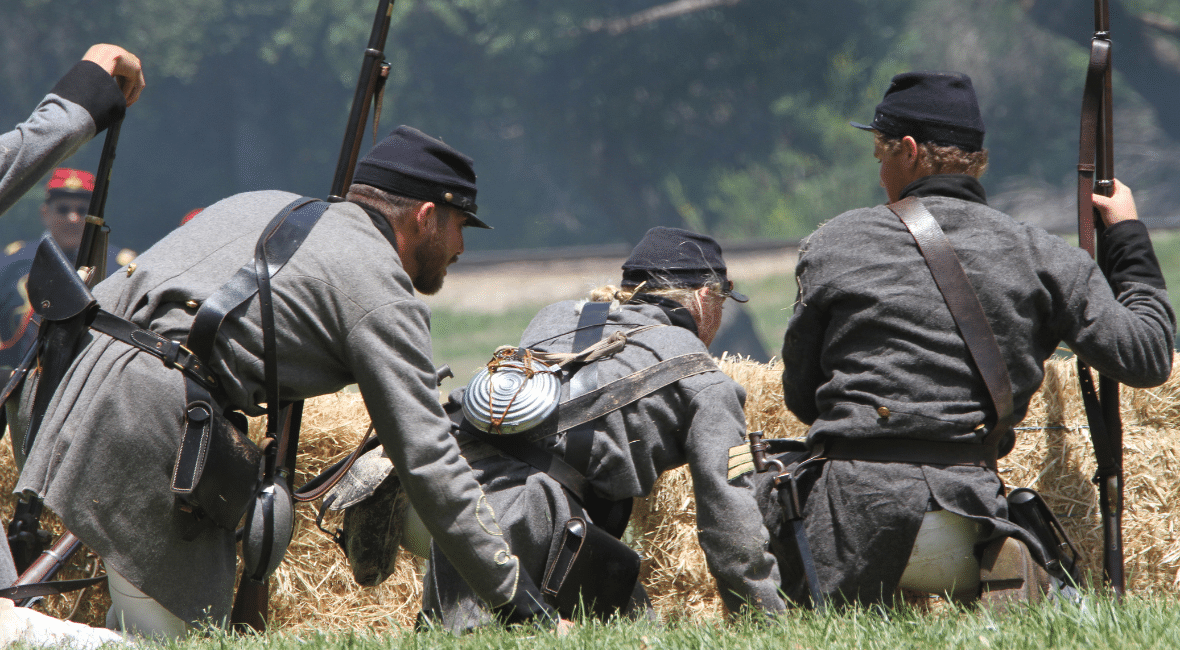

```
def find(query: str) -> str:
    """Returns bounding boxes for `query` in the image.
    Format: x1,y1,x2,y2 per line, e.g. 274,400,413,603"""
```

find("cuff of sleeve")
49,61,126,134
491,571,558,628
1099,220,1167,291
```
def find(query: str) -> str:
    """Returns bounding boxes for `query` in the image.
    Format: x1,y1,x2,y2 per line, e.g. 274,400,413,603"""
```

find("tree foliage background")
2,0,1179,253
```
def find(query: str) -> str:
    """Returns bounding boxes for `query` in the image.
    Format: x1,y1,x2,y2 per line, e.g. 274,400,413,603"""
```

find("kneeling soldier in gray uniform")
772,71,1174,606
401,227,785,631
5,126,553,635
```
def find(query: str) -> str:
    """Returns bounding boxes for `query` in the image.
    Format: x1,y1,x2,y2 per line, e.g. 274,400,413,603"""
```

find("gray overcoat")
423,299,785,631
776,174,1175,605
8,191,529,623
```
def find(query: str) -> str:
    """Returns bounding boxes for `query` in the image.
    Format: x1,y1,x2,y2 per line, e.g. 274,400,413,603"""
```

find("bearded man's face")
412,209,465,295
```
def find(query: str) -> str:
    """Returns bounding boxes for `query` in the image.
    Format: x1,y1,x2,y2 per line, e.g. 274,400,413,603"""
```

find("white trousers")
104,563,192,639
897,509,983,597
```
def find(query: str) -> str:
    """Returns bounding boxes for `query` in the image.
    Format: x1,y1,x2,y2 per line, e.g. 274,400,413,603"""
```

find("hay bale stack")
264,392,423,633
2,353,1179,632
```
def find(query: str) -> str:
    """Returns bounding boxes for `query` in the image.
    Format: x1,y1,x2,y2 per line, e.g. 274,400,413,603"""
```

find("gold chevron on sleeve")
728,443,755,481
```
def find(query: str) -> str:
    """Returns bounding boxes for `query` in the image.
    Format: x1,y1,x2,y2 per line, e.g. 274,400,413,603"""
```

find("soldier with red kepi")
0,169,136,378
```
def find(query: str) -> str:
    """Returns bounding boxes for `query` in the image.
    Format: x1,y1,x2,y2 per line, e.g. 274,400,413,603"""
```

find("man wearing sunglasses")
0,169,136,378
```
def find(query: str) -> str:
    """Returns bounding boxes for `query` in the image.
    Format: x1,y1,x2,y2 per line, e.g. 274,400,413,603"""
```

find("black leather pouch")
171,377,262,533
13,237,100,459
541,517,640,619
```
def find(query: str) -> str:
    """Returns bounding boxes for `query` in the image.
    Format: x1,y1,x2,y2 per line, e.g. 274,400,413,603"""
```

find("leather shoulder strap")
887,197,1015,447
465,423,591,505
186,197,329,484
186,198,329,363
564,301,612,474
529,351,718,442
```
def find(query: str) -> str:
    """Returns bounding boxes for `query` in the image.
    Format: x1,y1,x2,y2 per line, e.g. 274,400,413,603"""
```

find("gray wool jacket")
8,191,529,624
423,299,785,631
774,174,1174,604
0,61,126,217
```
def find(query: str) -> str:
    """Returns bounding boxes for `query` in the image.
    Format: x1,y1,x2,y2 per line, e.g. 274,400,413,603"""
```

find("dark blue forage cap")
851,71,986,152
353,125,491,228
621,227,748,302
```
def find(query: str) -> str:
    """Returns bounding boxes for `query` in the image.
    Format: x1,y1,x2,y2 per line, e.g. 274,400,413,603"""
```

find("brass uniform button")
185,300,199,309
877,406,890,419
125,263,137,277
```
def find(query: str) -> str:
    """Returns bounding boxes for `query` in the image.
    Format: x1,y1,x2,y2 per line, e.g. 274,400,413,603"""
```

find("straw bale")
0,435,110,626
263,392,423,634
4,352,1180,632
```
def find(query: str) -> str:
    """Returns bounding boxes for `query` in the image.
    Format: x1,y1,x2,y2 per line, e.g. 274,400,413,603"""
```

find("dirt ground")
421,244,799,314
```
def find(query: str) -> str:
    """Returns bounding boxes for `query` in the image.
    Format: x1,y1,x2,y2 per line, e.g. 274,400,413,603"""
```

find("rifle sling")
887,197,1016,453
1076,38,1111,257
0,576,107,602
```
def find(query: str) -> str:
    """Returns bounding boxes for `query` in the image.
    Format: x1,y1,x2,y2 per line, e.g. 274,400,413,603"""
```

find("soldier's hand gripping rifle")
1075,0,1124,597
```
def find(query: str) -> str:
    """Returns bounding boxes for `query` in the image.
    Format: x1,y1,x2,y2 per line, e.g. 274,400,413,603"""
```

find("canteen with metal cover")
462,348,561,435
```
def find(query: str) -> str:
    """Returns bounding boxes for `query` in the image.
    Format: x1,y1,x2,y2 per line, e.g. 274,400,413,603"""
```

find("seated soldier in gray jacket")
415,227,786,630
773,71,1174,607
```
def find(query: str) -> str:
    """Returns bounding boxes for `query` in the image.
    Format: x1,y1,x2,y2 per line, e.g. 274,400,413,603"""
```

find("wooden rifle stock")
1076,0,1124,596
327,0,395,202
9,531,82,607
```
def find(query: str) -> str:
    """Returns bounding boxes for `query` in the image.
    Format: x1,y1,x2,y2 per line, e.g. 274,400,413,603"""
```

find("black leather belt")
820,437,998,470
90,310,219,390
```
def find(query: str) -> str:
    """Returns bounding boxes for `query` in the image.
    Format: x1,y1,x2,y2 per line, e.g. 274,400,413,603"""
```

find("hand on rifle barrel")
82,44,146,106
1092,178,1138,227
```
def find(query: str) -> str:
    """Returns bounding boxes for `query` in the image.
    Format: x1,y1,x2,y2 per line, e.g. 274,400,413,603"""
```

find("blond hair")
589,284,700,305
874,132,989,178
590,271,727,308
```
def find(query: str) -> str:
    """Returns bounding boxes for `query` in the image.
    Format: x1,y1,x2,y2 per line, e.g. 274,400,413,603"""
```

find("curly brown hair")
873,132,989,178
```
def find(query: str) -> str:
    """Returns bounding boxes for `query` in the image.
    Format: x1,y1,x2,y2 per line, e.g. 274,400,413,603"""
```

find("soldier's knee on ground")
977,537,1050,611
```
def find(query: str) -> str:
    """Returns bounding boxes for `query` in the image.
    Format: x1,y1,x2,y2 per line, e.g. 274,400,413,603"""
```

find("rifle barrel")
74,119,122,278
328,0,395,201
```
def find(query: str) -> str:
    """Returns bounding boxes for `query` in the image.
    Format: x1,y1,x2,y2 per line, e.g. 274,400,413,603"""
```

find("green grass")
430,305,547,383
146,593,1180,649
1150,230,1180,305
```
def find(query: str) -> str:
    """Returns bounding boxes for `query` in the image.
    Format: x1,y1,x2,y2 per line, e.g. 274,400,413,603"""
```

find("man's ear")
901,135,920,167
414,201,438,236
